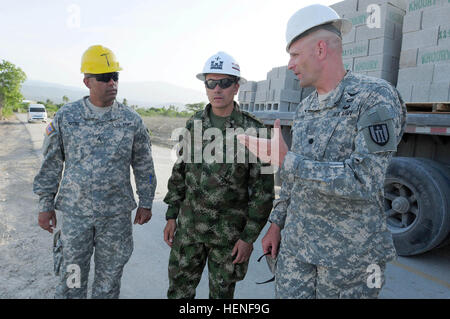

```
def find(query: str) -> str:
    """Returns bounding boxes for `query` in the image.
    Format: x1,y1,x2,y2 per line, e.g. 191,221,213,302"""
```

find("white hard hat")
196,51,247,84
286,4,352,51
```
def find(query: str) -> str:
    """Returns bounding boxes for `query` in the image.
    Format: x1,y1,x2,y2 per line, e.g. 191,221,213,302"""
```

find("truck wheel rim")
384,178,420,234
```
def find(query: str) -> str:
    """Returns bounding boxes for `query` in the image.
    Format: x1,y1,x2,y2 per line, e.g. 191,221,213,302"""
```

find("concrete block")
355,19,396,41
438,24,450,46
342,26,357,44
343,40,369,58
354,54,397,73
267,68,279,80
240,81,257,92
433,63,450,81
330,0,358,15
367,70,397,84
411,83,431,101
255,90,268,103
397,64,434,83
280,90,302,102
401,27,439,50
394,22,404,40
359,0,407,12
406,0,447,14
402,10,422,33
396,82,413,101
345,10,370,28
399,48,418,67
277,66,297,80
429,82,450,101
343,58,354,71
422,5,450,29
270,78,298,91
369,37,401,55
256,80,270,92
418,45,450,65
244,91,256,102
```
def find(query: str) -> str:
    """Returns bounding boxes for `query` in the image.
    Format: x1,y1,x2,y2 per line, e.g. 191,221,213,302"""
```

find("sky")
0,0,339,92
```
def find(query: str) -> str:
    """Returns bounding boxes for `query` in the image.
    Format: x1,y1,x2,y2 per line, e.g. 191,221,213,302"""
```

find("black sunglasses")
89,72,119,83
256,251,275,285
204,77,237,90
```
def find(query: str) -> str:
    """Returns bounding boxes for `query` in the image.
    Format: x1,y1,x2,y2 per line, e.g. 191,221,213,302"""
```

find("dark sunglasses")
256,251,275,285
204,78,237,90
89,72,119,83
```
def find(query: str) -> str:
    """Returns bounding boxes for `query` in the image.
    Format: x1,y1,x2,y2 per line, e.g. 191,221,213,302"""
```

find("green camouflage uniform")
165,103,274,299
271,71,406,299
33,97,157,298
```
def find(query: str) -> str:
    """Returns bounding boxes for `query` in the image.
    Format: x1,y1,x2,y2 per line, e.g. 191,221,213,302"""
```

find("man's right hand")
164,219,177,247
262,223,281,259
38,210,57,233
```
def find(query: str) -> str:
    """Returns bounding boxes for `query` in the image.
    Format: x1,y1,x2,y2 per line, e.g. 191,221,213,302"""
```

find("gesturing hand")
236,119,288,167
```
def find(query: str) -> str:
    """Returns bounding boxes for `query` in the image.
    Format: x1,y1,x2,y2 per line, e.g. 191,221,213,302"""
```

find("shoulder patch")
368,124,390,146
46,122,56,136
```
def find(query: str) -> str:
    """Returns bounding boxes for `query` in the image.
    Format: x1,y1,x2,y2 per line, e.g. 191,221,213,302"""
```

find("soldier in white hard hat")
238,4,406,298
163,51,274,298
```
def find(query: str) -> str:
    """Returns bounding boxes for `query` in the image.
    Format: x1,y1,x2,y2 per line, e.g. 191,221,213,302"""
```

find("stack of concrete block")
331,0,406,86
265,66,301,112
238,81,257,111
397,0,450,102
238,66,316,114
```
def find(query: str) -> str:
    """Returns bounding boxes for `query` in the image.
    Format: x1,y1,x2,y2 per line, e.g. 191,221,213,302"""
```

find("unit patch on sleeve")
46,122,55,136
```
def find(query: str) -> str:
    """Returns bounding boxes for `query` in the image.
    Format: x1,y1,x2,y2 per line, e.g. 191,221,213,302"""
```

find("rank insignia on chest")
46,122,55,136
369,124,389,146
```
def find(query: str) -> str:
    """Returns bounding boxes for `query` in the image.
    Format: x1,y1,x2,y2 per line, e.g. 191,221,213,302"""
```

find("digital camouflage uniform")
33,96,157,298
270,71,406,299
164,103,274,299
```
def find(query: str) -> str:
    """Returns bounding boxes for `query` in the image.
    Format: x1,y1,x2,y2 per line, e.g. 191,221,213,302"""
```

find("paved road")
5,113,450,298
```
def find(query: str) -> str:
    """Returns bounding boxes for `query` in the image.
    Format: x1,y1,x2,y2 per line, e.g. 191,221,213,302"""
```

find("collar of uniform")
305,71,359,112
80,96,121,121
202,102,243,128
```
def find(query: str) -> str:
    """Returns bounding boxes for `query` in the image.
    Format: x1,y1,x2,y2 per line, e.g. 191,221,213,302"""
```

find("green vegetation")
136,102,206,118
0,60,26,118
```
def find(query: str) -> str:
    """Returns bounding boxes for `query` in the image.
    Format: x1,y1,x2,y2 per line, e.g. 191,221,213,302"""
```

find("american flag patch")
46,122,55,136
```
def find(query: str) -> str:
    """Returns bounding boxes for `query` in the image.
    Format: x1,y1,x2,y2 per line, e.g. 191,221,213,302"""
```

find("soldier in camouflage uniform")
163,52,274,299
33,45,157,298
240,5,406,298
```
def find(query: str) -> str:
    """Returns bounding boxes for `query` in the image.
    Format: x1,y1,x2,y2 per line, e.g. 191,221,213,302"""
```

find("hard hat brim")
286,18,352,51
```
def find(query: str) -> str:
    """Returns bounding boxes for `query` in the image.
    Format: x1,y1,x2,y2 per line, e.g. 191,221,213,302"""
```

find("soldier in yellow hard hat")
33,45,157,298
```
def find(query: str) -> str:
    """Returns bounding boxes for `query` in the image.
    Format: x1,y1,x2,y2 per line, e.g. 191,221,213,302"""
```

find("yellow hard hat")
80,45,123,74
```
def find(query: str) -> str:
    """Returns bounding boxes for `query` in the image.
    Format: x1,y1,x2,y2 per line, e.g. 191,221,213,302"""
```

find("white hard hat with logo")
196,51,247,84
285,4,352,51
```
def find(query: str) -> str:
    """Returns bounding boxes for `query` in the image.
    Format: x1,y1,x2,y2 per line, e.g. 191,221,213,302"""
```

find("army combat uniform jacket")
33,97,157,216
164,103,275,245
270,71,406,268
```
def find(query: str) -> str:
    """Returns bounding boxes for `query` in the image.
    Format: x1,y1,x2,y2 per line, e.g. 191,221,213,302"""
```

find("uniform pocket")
53,230,63,276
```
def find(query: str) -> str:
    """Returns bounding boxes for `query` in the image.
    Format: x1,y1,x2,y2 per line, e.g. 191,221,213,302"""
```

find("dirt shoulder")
0,117,57,298
142,116,190,149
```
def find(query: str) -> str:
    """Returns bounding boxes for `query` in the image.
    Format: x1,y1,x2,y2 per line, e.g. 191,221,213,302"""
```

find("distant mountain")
21,80,206,110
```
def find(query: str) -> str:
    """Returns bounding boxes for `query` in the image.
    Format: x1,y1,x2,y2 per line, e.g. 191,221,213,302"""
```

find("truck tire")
414,158,450,249
384,157,450,256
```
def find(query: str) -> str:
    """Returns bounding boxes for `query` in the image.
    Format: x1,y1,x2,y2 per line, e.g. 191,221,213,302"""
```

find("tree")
62,95,69,103
122,98,128,106
0,60,26,119
185,102,206,113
